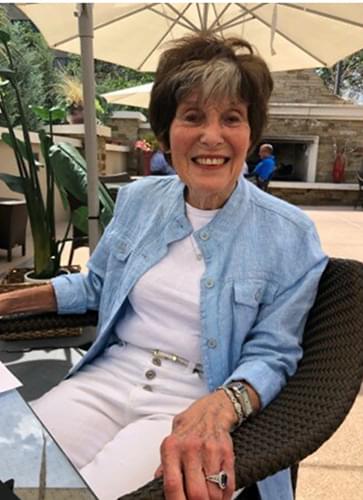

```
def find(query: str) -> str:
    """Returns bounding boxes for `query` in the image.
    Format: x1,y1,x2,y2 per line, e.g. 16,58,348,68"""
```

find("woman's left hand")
155,390,237,500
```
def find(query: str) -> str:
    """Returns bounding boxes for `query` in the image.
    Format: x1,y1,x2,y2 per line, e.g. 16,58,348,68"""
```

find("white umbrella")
19,3,363,72
102,82,153,109
17,2,363,247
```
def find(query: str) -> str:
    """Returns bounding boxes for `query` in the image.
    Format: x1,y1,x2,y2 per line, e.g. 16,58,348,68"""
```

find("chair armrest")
0,310,99,338
119,258,363,498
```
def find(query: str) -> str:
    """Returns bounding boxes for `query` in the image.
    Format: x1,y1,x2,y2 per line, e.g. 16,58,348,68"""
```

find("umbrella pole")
77,3,99,252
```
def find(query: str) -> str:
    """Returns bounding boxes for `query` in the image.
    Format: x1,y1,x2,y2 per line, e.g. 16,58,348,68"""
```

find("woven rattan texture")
119,258,363,499
0,283,98,340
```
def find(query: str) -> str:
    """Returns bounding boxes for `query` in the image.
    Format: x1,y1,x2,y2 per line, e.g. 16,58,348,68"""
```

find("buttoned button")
254,289,262,301
207,338,218,349
200,231,209,241
205,278,215,288
152,357,162,367
145,369,156,380
143,384,153,392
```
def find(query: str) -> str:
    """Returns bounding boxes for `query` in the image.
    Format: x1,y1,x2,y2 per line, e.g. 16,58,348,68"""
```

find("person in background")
0,33,328,500
150,149,176,175
247,143,276,190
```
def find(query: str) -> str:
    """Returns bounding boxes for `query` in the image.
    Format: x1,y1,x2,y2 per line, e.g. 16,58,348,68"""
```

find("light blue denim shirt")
52,176,327,500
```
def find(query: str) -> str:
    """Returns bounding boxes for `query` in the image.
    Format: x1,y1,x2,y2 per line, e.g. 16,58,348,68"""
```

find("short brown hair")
149,33,273,153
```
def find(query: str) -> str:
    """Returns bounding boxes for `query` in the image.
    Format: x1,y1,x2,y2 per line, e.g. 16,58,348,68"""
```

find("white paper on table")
0,360,22,393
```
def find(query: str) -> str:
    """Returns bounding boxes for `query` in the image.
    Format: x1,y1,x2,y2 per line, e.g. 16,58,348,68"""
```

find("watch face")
228,382,254,417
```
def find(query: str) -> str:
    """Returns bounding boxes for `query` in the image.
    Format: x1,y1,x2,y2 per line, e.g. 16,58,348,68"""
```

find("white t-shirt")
115,203,219,363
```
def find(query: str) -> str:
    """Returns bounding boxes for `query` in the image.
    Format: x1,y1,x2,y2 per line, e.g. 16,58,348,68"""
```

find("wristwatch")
226,381,254,419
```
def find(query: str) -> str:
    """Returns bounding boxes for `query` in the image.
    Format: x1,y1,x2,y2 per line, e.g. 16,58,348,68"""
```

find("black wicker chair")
1,258,362,499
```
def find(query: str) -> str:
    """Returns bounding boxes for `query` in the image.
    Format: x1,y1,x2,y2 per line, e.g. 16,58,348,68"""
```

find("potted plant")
57,72,107,125
0,30,114,280
57,74,84,124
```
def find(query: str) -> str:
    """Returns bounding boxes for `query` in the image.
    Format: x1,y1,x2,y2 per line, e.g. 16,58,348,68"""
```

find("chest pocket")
234,280,277,308
108,233,133,262
231,279,278,340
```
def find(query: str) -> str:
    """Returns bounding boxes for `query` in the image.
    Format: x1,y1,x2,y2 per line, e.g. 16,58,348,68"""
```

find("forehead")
178,91,246,110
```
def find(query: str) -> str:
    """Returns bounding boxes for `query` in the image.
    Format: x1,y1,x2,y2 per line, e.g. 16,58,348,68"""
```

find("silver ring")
205,470,228,490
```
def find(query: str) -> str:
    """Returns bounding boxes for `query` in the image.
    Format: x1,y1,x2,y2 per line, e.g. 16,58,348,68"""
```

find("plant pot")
67,104,84,124
24,267,70,284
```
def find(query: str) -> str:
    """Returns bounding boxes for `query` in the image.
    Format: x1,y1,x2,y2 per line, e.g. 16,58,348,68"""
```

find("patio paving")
0,206,362,499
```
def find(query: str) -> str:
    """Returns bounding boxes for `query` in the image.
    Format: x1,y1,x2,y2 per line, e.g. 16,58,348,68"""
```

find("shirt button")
207,338,218,349
152,357,162,367
143,384,153,392
145,369,156,380
205,278,215,288
255,290,262,301
200,231,209,241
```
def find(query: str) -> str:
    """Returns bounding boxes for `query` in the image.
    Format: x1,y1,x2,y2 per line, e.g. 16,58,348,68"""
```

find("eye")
183,110,202,124
224,112,245,125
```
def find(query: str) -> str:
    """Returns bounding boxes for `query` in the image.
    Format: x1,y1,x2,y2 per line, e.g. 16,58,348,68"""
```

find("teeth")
195,157,225,165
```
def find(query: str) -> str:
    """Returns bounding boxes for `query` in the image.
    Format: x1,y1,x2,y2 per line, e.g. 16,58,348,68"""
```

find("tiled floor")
1,206,362,499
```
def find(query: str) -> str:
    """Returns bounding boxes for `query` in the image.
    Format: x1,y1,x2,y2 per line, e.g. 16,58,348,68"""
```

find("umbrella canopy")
18,3,363,72
102,82,153,109
17,2,363,249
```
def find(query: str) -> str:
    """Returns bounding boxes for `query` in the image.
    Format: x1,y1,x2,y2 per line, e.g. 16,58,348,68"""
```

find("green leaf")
49,142,114,230
0,30,10,44
0,67,15,81
49,106,67,121
48,142,88,204
30,105,50,121
71,205,89,234
0,173,25,194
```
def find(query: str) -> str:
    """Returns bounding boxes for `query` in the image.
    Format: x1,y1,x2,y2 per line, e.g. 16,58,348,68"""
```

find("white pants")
32,342,209,500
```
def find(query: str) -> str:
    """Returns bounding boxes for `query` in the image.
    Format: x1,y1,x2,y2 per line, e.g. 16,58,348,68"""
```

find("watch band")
217,386,245,430
226,382,254,419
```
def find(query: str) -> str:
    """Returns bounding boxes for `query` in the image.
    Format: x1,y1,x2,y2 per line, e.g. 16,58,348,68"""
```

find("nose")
199,119,224,148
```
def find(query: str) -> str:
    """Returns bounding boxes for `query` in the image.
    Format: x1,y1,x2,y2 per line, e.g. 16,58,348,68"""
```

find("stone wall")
270,186,359,206
265,116,363,183
109,116,141,175
271,69,346,105
262,70,363,183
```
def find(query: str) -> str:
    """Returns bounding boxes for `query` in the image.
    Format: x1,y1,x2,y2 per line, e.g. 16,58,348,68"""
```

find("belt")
150,349,203,375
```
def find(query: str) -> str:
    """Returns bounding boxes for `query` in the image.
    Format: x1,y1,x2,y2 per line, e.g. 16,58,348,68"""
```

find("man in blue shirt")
248,143,276,190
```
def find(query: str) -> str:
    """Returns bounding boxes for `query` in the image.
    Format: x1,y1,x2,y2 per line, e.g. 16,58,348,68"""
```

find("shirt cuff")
51,273,88,314
225,360,286,409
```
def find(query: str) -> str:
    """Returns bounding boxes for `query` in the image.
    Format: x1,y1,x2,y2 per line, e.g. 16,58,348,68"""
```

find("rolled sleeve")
51,271,103,314
226,228,328,408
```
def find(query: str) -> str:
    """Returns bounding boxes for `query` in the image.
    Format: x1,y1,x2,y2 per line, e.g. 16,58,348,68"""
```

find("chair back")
119,258,363,498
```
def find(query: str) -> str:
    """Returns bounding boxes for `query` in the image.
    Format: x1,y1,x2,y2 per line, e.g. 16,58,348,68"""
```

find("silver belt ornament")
205,470,228,490
150,349,203,374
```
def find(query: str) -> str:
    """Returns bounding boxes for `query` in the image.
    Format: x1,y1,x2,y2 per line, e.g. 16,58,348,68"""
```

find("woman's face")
168,93,251,209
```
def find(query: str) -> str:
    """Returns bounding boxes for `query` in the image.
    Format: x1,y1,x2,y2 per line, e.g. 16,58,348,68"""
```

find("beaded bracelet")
217,386,245,430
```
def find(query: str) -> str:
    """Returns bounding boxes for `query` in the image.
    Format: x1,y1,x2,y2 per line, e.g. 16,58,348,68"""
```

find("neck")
186,184,236,210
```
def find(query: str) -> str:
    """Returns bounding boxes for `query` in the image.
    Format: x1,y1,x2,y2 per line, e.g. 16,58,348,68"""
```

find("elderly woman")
0,34,327,500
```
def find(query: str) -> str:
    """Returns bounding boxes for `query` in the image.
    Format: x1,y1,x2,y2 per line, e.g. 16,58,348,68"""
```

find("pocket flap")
234,280,277,307
109,233,133,262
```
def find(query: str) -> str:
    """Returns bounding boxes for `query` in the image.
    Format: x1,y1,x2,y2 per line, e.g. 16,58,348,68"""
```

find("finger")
160,435,186,500
221,439,236,500
182,446,211,500
154,464,163,478
203,437,235,500
203,444,225,500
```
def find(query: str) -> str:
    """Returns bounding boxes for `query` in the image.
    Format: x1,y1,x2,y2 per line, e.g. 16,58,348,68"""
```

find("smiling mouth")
192,157,229,166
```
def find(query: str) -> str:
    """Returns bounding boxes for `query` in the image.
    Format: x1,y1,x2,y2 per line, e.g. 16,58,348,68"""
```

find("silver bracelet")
217,386,245,430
